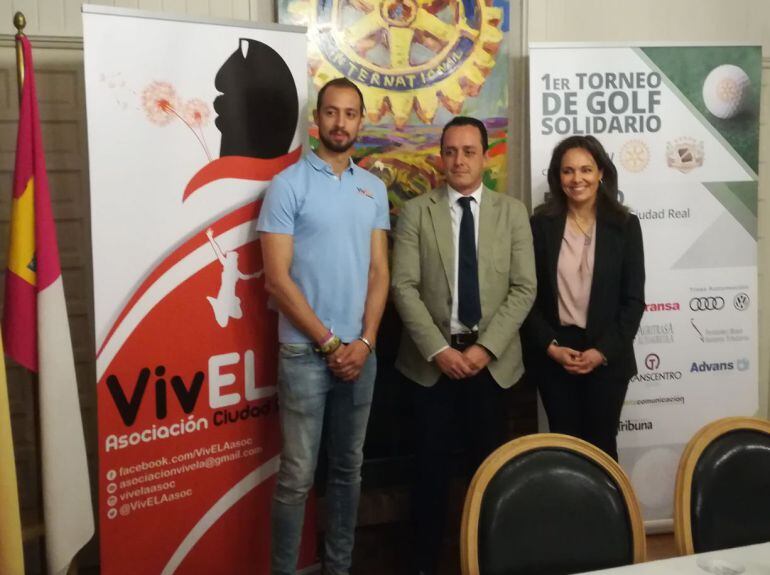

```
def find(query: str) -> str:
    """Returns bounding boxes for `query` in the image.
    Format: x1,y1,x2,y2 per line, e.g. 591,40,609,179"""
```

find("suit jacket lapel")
587,216,610,334
545,213,566,308
428,187,454,295
477,188,498,286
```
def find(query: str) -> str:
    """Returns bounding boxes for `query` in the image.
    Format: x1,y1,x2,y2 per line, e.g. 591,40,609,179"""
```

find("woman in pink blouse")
523,135,645,461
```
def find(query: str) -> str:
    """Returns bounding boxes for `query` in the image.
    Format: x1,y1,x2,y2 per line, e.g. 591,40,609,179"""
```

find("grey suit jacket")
391,186,537,388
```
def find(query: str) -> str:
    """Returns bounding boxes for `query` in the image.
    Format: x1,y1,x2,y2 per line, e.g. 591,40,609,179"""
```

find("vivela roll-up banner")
83,6,316,572
529,44,761,527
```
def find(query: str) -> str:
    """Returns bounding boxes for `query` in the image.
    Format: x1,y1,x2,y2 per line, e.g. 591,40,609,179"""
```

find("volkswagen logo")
734,292,750,311
689,296,724,311
644,353,660,370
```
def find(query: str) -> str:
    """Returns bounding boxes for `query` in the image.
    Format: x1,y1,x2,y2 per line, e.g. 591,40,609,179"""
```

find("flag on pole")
2,35,94,575
0,331,24,575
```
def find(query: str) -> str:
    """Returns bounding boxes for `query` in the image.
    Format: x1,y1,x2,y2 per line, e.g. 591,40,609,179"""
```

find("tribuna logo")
618,419,654,432
645,302,680,312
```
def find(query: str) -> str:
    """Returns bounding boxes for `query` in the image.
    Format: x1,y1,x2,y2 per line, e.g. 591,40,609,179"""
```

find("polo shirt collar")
306,149,355,176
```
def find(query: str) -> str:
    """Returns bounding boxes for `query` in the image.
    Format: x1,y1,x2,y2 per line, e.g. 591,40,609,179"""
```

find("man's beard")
319,129,356,153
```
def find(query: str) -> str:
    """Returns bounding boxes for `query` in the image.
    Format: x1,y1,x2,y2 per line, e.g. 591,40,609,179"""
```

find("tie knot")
458,196,474,210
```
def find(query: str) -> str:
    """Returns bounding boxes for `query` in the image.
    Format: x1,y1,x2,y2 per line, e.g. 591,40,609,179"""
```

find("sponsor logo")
631,353,682,384
631,371,682,383
665,137,704,173
644,353,660,370
625,396,685,407
733,292,750,311
618,419,654,432
690,358,749,373
690,360,733,373
690,319,749,343
690,284,749,294
619,139,650,173
635,322,674,345
689,296,724,311
645,302,680,312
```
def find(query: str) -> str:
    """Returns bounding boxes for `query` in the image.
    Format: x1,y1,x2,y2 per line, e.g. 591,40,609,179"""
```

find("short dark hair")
440,116,489,153
538,135,628,223
316,77,365,114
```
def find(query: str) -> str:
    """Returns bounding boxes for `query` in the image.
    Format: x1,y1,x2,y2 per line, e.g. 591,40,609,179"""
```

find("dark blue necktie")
457,196,481,330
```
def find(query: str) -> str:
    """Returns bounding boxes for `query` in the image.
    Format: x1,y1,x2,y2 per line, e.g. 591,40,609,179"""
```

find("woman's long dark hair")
537,135,629,224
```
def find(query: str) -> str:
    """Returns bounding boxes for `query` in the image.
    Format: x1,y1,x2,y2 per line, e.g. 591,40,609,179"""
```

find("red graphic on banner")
183,149,302,201
97,201,315,574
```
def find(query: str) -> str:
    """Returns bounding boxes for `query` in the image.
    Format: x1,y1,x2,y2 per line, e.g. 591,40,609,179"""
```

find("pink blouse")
557,220,596,328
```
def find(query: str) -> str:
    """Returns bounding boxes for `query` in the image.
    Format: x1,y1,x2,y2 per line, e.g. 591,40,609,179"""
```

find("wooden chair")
674,416,770,555
461,433,645,575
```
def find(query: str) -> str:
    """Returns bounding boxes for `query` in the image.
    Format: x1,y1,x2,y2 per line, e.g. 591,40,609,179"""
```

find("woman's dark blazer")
522,205,646,383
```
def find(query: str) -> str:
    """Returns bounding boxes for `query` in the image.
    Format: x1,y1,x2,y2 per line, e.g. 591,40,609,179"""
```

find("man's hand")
566,348,604,375
327,340,370,382
547,343,583,372
463,344,492,376
434,348,475,380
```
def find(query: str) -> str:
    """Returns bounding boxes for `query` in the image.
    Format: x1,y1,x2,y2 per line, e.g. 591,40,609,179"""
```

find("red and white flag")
2,35,94,575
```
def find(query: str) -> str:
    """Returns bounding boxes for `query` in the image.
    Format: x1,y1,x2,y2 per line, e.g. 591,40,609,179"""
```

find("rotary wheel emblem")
304,0,504,127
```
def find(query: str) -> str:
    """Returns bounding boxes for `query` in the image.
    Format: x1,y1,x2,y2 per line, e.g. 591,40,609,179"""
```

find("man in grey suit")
391,116,536,574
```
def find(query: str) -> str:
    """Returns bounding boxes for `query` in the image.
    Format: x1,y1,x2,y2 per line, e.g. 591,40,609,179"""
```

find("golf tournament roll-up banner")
529,44,760,526
83,6,316,572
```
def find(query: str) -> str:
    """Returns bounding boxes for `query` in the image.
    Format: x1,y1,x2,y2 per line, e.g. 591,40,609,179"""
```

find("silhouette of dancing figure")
206,228,262,327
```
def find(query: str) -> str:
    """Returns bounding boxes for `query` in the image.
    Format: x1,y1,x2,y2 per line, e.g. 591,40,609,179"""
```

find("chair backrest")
461,434,646,575
674,416,770,555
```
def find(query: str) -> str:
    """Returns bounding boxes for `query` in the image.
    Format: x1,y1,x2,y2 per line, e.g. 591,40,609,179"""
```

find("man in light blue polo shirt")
257,77,390,575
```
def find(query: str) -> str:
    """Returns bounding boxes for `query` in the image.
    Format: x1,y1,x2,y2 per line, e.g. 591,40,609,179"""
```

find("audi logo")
689,297,724,311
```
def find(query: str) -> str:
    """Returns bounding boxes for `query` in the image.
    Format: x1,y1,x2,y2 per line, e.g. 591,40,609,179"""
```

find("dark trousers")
537,325,628,461
411,363,505,571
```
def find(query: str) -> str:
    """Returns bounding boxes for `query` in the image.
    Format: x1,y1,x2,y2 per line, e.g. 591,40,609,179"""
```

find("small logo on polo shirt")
357,187,375,199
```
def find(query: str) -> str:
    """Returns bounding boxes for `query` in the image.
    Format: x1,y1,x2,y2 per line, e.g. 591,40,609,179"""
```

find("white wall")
522,0,770,418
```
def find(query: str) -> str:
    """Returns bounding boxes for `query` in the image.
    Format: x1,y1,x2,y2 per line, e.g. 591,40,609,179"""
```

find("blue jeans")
271,343,376,575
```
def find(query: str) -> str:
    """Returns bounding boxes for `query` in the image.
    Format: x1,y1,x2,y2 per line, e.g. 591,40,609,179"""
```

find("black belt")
450,332,478,349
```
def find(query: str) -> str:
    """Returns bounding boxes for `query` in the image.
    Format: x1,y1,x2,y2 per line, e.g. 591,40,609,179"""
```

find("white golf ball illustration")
702,64,750,119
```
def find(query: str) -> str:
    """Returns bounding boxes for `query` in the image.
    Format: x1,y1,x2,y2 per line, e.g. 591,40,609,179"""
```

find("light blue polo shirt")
257,150,390,343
